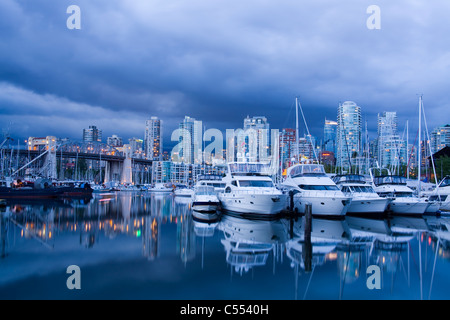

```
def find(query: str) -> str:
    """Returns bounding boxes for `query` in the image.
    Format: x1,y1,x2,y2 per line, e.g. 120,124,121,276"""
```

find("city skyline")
1,1,450,150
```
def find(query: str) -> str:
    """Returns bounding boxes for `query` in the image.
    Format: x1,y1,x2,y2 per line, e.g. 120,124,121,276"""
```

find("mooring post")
303,202,312,272
289,190,294,213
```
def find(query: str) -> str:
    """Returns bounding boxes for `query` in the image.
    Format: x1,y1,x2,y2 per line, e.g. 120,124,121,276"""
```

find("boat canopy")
333,174,366,184
373,175,407,186
289,164,326,178
228,162,271,176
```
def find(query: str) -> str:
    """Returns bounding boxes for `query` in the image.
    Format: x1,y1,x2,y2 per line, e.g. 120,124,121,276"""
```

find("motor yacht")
281,164,351,217
333,174,389,214
192,185,221,221
173,185,194,197
423,176,450,213
149,183,173,193
195,174,226,193
370,174,430,215
218,162,287,216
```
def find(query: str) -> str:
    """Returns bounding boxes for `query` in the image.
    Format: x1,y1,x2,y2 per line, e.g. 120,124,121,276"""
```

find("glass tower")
336,101,361,170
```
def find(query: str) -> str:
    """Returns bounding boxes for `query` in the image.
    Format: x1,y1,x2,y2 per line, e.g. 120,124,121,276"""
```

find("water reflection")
1,193,450,299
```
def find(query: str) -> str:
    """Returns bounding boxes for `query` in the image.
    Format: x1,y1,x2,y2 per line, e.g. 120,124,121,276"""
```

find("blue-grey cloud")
1,0,449,146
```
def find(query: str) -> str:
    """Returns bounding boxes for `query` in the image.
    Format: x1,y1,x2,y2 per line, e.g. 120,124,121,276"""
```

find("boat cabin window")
238,180,274,188
231,180,238,187
333,174,366,184
290,164,326,178
350,186,376,193
393,191,413,197
298,184,339,191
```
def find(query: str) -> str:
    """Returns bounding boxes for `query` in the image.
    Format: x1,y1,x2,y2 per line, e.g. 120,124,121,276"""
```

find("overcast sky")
1,0,449,148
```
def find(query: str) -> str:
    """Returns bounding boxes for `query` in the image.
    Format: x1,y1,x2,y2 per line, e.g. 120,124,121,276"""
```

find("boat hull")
292,194,350,216
192,208,221,222
387,198,429,215
219,193,287,215
347,197,389,214
192,201,220,213
0,187,63,199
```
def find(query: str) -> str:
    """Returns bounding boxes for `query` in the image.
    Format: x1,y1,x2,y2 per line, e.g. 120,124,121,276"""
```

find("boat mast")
295,97,299,164
406,120,409,179
418,95,422,196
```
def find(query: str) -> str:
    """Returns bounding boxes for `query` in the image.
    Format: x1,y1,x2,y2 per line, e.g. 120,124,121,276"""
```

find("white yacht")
192,185,220,216
424,176,450,213
281,164,351,217
149,183,173,193
218,162,287,216
370,174,430,215
333,174,390,214
195,174,226,193
173,185,194,197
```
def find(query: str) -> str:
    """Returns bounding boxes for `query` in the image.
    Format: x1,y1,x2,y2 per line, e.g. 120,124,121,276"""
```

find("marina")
1,191,450,300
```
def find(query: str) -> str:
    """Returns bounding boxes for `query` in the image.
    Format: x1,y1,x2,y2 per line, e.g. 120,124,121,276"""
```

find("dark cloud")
1,0,449,146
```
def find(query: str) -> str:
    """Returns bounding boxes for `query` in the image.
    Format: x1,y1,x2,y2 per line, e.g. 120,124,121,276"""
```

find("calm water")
1,192,450,300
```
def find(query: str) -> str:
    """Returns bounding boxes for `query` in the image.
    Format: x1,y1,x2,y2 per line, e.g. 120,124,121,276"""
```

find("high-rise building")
377,111,407,168
336,101,362,169
83,125,102,142
144,116,162,160
279,128,296,170
177,116,202,164
243,115,270,162
107,134,123,147
323,119,337,154
430,124,450,154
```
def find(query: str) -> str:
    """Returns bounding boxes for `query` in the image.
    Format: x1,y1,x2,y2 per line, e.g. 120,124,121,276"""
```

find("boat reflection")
218,214,288,275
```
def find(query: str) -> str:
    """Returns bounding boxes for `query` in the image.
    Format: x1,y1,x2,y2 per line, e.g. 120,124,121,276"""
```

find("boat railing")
296,190,348,198
225,188,281,195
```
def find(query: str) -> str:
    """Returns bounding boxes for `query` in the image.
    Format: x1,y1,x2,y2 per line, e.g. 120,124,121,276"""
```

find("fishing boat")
281,164,351,217
333,174,389,215
218,162,287,216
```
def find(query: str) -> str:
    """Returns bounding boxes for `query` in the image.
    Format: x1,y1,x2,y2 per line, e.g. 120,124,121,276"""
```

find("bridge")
1,141,153,184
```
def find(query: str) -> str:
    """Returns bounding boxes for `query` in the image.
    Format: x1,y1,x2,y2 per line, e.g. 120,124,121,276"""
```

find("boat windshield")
439,176,450,188
238,180,274,188
290,164,326,178
195,186,216,195
342,185,376,193
299,184,339,191
373,175,406,186
333,174,366,184
229,163,271,176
